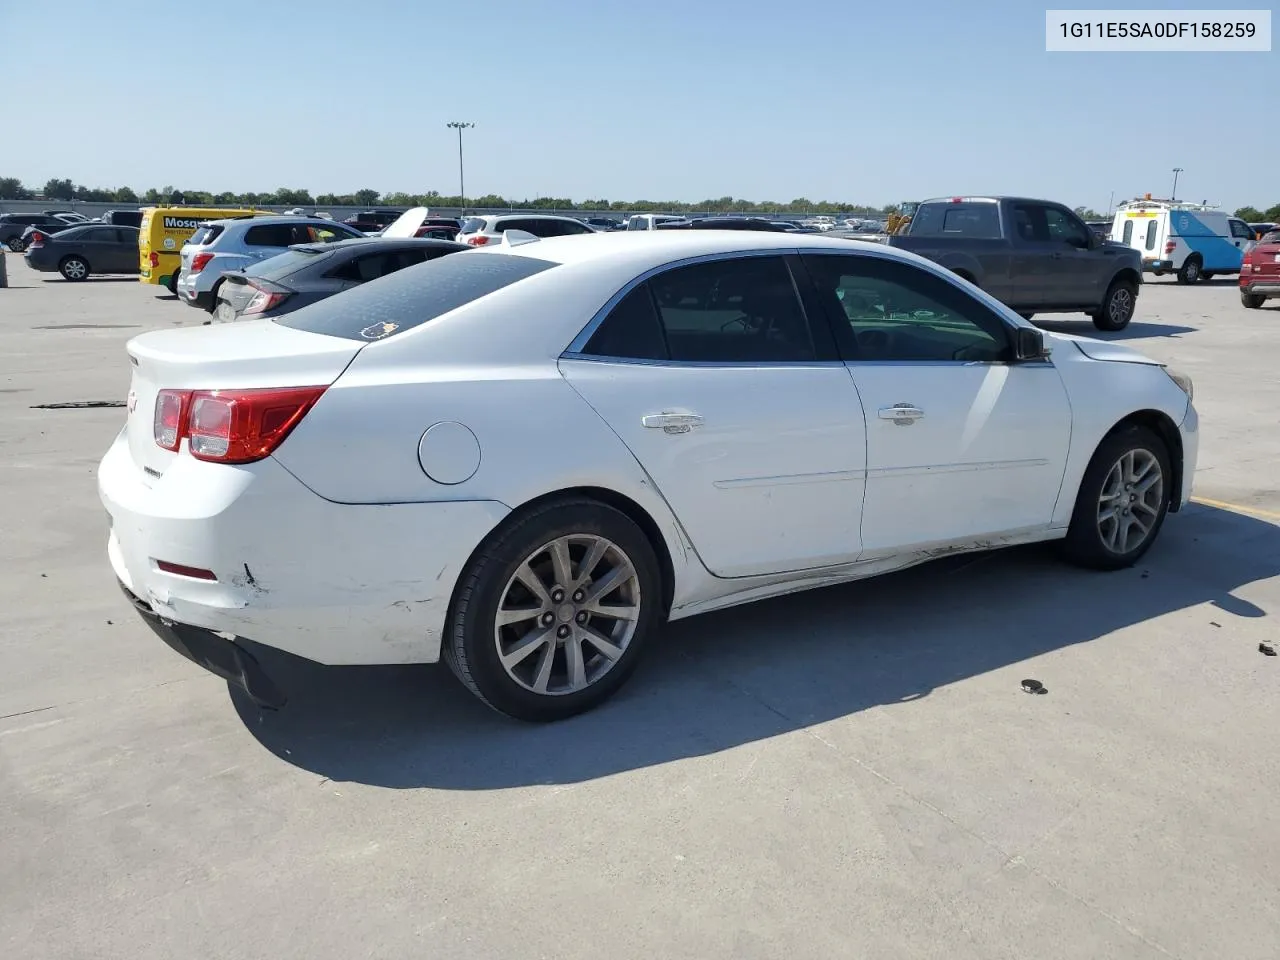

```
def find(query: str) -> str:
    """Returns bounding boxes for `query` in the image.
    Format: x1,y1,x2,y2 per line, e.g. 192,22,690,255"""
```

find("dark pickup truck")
887,196,1143,331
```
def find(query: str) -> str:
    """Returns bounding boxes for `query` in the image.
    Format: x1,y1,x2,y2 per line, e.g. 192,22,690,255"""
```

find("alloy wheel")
1109,287,1133,324
493,534,641,696
1097,448,1164,554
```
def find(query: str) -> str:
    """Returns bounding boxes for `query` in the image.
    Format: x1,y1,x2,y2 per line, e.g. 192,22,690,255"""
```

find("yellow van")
138,206,262,292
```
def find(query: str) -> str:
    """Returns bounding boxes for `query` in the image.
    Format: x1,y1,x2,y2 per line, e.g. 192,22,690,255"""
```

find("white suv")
456,214,597,247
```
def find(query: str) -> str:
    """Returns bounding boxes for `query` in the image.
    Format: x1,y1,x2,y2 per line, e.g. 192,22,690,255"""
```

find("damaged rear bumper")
120,580,286,708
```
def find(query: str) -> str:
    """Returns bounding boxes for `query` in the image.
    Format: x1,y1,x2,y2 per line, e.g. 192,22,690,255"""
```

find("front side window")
802,254,1010,363
1042,206,1090,248
1229,219,1254,240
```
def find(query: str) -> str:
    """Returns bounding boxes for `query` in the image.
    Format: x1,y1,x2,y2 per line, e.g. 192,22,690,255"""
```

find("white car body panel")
559,358,868,578
99,230,1200,670
847,360,1072,556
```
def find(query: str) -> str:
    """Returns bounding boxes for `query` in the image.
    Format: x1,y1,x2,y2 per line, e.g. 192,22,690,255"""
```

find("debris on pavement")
1021,679,1047,695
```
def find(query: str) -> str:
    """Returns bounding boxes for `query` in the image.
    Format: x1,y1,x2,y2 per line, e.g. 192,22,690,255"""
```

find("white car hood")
1044,331,1161,366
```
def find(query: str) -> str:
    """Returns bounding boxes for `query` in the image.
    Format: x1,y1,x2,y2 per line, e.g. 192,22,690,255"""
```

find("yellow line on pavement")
1190,496,1280,521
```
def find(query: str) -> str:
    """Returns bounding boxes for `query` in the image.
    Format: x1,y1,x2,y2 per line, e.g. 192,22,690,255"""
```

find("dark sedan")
213,235,469,322
24,224,140,280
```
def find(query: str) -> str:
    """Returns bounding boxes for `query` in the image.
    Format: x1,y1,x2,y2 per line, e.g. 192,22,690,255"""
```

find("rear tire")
1176,256,1202,284
1200,272,1214,281
59,256,89,281
1062,425,1172,570
1241,292,1265,309
1091,278,1136,331
445,497,663,722
6,237,24,253
165,272,179,295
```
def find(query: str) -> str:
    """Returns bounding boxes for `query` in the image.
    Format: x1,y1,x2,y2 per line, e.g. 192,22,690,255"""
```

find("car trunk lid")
123,321,363,481
1247,240,1280,278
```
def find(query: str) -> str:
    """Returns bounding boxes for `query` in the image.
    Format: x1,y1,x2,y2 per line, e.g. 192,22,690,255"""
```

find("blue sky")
1,0,1274,210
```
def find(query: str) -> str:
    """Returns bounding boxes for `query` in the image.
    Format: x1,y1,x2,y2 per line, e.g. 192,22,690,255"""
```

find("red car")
413,217,461,240
1240,231,1280,309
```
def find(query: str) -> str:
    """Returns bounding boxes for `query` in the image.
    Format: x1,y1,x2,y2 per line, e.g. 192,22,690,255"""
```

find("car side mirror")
1012,326,1048,361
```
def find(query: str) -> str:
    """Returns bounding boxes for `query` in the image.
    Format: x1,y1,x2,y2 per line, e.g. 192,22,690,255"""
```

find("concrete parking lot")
2,254,1278,960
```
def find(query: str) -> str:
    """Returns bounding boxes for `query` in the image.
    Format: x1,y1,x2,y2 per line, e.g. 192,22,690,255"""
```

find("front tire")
1241,292,1265,309
445,498,663,722
1176,256,1202,284
1091,278,1136,331
1062,425,1171,570
59,256,89,281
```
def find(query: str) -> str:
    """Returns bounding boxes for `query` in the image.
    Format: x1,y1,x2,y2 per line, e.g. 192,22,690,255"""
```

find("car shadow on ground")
232,504,1279,790
1038,320,1196,341
40,276,139,283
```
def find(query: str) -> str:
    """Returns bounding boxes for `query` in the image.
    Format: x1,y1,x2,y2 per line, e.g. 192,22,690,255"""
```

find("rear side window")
1145,220,1158,251
908,202,1002,239
189,225,224,245
1122,220,1134,244
245,223,303,247
581,285,669,361
275,252,558,341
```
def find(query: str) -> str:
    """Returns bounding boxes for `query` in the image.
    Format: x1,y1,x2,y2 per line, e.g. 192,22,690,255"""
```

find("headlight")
1164,367,1194,401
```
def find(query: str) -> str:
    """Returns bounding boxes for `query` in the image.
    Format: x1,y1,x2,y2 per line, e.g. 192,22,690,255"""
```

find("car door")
559,253,868,579
105,227,136,272
1008,201,1059,306
1228,218,1255,262
78,226,118,271
799,252,1072,558
1040,204,1105,305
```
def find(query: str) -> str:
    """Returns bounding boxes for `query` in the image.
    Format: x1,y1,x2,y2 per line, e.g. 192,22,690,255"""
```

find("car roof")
198,214,347,228
291,236,470,253
469,228,934,271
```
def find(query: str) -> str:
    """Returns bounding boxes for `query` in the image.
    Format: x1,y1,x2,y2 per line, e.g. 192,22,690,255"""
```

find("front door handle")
642,412,703,434
878,404,924,424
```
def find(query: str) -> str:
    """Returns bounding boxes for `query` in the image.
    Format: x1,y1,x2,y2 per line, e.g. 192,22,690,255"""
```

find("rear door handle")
642,412,703,433
878,404,924,423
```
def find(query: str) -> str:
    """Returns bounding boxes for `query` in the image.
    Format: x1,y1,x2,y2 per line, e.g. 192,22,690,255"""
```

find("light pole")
1171,167,1183,201
447,121,475,217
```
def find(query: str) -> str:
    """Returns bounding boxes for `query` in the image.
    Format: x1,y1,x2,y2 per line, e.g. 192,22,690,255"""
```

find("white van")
626,214,688,231
1110,198,1255,284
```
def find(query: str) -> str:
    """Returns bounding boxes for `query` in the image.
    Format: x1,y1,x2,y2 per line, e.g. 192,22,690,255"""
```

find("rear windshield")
273,252,559,341
245,248,331,280
188,225,224,246
460,217,486,234
907,202,1002,239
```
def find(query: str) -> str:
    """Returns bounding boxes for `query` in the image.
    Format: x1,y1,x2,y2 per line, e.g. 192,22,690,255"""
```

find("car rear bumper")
119,579,287,707
1240,280,1280,297
98,429,510,666
22,249,57,271
1142,259,1174,272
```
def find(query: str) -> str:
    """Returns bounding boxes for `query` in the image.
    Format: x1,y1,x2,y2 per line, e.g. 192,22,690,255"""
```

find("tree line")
2,177,1277,221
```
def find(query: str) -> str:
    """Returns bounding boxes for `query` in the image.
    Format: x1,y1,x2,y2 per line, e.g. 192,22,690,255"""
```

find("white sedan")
99,231,1199,722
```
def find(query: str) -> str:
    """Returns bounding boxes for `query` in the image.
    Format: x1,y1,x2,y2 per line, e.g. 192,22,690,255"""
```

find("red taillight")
1164,240,1176,254
153,389,188,450
241,284,289,316
28,231,47,245
178,386,326,463
466,235,490,246
189,252,214,274
1243,249,1253,266
155,560,217,581
149,251,160,268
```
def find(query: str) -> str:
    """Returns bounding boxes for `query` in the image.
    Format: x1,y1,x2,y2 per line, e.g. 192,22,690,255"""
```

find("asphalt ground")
2,254,1277,960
